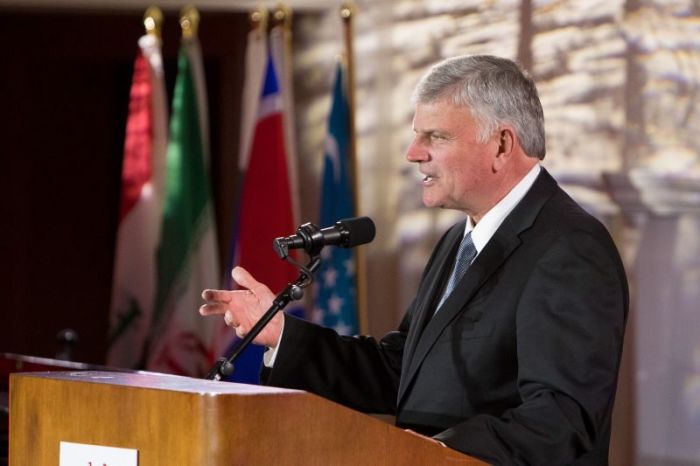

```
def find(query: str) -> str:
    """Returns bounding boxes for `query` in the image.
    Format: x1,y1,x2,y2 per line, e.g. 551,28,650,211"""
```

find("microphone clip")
273,222,324,259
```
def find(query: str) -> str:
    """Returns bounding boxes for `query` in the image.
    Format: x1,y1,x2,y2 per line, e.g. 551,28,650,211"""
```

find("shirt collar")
466,164,541,254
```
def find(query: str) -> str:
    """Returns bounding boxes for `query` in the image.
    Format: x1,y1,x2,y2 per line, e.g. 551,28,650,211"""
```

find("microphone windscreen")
338,216,376,248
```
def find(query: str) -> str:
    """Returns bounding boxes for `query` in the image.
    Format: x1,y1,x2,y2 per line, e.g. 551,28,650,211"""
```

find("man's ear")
493,128,515,172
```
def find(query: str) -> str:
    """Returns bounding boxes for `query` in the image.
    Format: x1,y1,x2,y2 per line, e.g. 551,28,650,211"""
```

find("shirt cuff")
263,318,285,367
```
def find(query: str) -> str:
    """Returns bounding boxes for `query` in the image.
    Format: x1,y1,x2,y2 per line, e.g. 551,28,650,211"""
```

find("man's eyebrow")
413,128,437,135
414,128,453,140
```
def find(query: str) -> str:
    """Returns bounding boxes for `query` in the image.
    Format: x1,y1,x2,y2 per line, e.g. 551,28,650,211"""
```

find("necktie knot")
436,231,477,312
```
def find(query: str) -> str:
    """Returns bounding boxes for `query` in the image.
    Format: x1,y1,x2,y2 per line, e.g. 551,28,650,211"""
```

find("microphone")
274,216,375,258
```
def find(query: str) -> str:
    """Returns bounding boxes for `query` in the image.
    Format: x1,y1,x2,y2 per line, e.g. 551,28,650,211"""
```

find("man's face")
406,99,498,218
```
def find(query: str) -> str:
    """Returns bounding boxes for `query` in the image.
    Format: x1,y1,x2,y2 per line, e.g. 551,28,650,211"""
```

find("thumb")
231,266,268,295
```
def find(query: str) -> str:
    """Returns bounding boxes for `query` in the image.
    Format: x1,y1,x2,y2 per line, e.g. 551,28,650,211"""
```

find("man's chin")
422,197,446,209
422,195,440,208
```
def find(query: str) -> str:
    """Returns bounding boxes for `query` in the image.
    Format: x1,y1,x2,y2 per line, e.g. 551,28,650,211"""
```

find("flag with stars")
312,62,359,335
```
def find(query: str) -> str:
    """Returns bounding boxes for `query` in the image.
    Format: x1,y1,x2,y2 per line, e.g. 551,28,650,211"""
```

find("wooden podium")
10,371,485,465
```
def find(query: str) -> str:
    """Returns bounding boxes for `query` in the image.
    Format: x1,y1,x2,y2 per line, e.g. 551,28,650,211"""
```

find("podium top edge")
1,352,104,371
11,370,304,396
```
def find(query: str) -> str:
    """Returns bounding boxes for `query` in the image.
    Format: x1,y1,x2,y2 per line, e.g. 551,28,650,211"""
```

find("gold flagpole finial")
180,5,200,38
340,1,355,21
272,3,291,27
249,7,268,31
143,6,164,38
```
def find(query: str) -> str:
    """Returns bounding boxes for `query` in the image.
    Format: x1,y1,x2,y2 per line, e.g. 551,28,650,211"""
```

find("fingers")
200,267,275,345
231,266,269,298
199,288,235,316
199,302,228,316
199,286,257,322
201,289,232,303
200,288,238,316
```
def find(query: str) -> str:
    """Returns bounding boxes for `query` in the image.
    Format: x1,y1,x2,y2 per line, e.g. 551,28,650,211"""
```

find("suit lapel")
397,168,560,407
401,224,464,374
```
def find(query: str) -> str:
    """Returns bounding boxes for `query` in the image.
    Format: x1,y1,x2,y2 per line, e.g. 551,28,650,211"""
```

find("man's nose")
405,138,428,162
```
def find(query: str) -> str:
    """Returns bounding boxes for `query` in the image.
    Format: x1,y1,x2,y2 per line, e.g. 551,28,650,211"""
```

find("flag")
213,51,300,384
107,34,168,369
236,16,267,176
210,18,267,380
270,19,301,226
312,62,359,335
237,54,298,296
145,36,220,377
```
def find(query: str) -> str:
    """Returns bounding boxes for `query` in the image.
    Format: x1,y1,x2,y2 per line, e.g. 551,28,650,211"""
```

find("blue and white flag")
312,62,359,335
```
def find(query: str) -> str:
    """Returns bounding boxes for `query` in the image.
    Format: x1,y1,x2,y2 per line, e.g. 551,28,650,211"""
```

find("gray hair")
412,55,546,160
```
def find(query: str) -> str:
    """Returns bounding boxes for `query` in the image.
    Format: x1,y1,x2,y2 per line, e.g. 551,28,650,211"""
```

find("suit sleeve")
261,312,409,414
434,229,628,465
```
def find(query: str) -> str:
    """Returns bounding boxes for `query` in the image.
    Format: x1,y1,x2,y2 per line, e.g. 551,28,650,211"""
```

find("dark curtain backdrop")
0,9,248,364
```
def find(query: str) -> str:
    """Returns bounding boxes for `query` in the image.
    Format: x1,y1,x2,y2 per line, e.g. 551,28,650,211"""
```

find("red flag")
237,58,296,289
107,34,168,369
211,52,299,382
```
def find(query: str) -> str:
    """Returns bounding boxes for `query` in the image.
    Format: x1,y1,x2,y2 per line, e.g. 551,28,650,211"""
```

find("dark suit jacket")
264,169,628,465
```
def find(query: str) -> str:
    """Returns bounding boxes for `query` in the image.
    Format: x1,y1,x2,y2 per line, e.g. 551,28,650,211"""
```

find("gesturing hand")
199,266,283,348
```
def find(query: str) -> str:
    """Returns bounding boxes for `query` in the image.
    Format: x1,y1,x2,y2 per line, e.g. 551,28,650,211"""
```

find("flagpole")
145,2,222,376
271,4,302,228
272,3,290,27
179,5,199,38
340,2,369,334
250,5,267,32
143,6,163,38
108,7,168,369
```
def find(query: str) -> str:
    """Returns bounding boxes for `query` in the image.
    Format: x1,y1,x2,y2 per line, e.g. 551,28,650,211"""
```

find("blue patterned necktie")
436,231,477,312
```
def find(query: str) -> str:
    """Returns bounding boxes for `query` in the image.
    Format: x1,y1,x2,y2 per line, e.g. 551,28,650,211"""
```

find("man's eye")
430,134,446,141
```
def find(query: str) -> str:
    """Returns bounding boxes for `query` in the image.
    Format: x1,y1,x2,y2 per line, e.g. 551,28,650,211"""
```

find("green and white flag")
146,36,220,376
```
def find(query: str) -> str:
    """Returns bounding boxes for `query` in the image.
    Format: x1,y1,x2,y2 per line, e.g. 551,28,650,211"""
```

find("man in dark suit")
200,55,628,465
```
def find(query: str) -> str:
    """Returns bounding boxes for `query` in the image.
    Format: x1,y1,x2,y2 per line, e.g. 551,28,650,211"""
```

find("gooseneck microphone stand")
205,254,321,381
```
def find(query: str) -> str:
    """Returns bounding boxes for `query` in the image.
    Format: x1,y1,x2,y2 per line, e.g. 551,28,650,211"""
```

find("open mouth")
423,175,434,182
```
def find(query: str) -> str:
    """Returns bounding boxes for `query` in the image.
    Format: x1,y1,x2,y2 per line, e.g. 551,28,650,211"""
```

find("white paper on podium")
59,441,138,466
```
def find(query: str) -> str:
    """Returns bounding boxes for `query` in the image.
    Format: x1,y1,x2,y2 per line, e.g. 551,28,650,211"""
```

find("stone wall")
288,1,700,464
